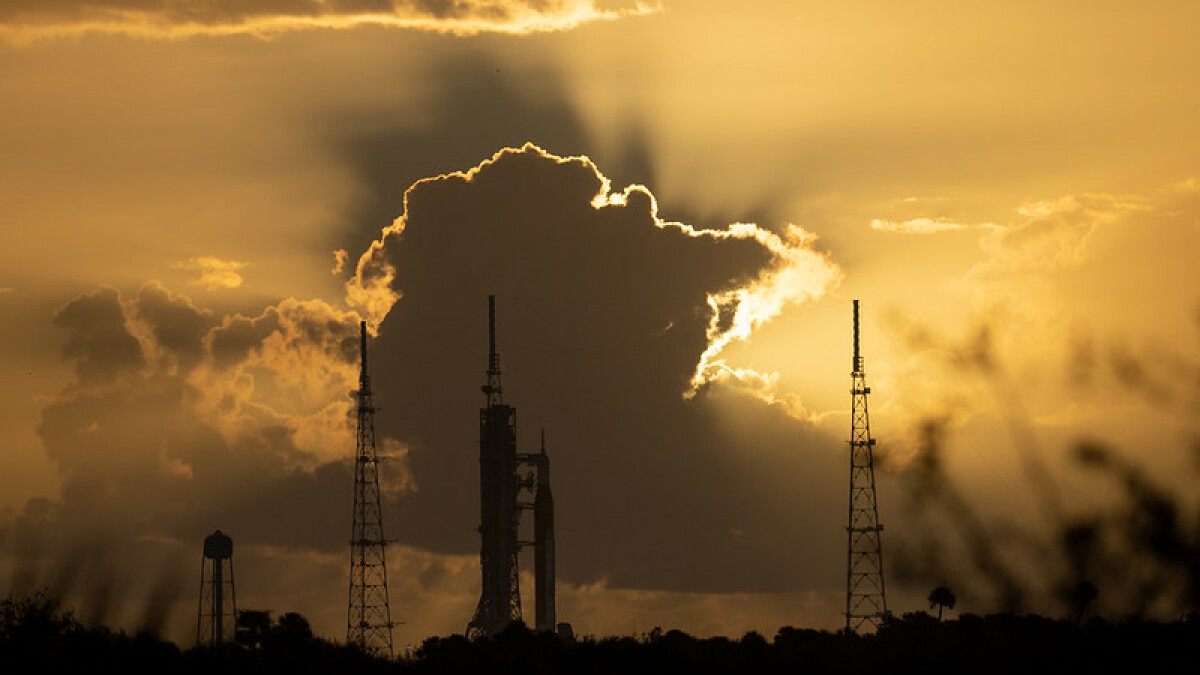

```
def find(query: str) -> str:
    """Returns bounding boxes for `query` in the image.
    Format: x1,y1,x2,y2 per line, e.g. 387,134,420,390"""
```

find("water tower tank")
203,530,233,560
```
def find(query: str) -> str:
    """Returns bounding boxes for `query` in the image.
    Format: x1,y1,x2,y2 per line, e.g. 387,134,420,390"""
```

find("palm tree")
1071,580,1098,624
928,586,957,621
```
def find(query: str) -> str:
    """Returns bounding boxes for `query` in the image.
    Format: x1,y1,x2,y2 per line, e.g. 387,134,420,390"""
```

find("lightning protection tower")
845,299,888,633
347,320,394,656
467,295,525,639
196,530,237,647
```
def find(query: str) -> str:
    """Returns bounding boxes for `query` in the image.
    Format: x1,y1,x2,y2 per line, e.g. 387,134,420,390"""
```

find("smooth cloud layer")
0,0,657,43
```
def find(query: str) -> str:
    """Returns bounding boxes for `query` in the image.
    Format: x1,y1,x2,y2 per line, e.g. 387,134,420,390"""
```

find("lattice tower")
845,299,888,632
347,320,394,656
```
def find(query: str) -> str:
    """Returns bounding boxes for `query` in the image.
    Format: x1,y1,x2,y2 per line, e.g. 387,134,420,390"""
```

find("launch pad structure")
467,295,557,639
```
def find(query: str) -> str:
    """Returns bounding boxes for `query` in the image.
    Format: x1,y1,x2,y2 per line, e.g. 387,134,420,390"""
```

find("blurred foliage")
889,314,1200,622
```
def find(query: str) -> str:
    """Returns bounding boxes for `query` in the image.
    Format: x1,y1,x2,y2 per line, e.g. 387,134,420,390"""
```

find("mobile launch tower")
466,295,556,638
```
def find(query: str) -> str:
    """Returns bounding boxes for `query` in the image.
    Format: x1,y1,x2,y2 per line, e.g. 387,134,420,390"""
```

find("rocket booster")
534,431,556,633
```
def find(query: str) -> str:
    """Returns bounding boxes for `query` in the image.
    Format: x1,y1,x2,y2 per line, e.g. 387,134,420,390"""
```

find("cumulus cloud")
686,222,841,402
53,286,145,387
348,143,841,388
331,248,349,276
172,256,248,291
5,278,402,642
349,143,848,601
346,142,843,417
0,0,657,43
40,281,372,520
980,193,1149,272
132,280,215,372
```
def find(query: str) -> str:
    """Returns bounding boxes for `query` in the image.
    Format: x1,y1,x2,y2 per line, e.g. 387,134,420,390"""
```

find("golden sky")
1,0,1198,647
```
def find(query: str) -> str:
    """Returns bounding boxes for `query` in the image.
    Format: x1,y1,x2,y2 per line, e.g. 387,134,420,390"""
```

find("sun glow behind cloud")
685,224,841,406
870,217,978,234
172,256,248,290
347,143,843,418
1,0,1198,645
0,0,659,43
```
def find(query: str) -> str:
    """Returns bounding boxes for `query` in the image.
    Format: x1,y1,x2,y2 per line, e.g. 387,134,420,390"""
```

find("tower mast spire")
484,294,503,406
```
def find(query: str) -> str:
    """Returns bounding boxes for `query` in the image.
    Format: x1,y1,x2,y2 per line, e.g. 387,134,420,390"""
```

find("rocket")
534,430,556,633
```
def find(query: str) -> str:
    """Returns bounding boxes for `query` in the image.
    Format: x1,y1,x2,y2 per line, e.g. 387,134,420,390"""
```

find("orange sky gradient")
1,0,1198,649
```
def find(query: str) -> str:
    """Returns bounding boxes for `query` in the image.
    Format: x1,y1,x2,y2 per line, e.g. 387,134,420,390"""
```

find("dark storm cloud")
133,280,214,371
32,332,347,552
0,0,556,22
9,283,378,636
208,309,283,372
322,50,593,269
53,286,144,386
0,0,470,22
349,144,848,593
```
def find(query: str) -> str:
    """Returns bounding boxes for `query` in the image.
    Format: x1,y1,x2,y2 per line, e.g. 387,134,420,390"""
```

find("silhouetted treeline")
4,592,1198,674
0,591,389,675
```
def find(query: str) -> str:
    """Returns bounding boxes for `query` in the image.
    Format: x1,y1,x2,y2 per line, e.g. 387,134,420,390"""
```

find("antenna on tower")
845,299,888,633
347,320,394,656
360,318,369,387
482,295,503,405
489,295,497,372
853,299,862,373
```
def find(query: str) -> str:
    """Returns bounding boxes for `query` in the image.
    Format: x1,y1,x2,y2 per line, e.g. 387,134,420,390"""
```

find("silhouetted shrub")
4,591,1200,674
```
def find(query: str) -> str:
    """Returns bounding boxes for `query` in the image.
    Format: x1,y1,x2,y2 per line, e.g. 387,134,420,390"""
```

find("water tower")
197,529,237,646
